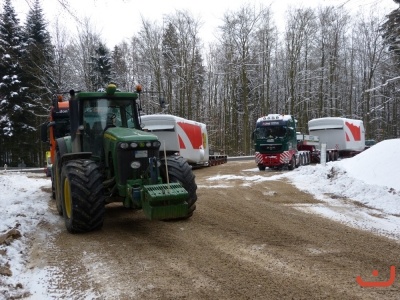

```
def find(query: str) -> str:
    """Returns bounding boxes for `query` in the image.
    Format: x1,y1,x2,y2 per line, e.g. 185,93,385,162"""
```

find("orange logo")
356,266,396,287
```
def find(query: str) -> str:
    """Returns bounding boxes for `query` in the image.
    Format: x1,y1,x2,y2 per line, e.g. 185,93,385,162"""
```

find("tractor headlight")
120,142,129,149
153,141,161,147
130,142,138,148
130,161,141,169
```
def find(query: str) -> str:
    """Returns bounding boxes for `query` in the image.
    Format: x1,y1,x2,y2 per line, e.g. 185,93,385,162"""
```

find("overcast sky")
11,0,398,48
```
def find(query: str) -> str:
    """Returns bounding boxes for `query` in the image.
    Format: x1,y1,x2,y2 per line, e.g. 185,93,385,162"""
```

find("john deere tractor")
41,84,197,233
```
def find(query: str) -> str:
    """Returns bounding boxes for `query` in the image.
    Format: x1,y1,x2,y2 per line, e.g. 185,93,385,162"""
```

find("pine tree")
90,42,112,90
20,0,55,167
0,0,36,166
22,0,55,106
111,45,128,90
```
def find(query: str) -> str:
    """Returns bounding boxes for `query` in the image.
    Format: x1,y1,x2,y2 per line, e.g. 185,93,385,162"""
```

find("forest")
1,0,400,167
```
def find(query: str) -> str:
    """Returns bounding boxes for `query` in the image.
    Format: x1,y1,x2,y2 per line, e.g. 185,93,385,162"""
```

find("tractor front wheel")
61,159,105,233
160,156,198,219
54,151,63,215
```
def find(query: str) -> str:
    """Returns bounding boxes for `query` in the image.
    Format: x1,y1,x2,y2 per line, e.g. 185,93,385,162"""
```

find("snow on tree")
90,42,112,90
0,0,31,138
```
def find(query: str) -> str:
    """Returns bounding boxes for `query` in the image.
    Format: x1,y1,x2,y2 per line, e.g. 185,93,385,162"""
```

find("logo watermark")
356,266,396,288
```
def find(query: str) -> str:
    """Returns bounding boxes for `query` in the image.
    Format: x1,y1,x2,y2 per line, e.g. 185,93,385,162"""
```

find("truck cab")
252,114,298,170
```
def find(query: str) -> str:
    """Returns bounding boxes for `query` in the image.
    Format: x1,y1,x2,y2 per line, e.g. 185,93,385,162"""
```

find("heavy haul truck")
252,114,312,170
41,84,197,233
252,114,366,170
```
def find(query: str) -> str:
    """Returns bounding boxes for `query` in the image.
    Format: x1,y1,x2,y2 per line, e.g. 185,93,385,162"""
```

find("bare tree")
66,18,102,91
283,7,317,130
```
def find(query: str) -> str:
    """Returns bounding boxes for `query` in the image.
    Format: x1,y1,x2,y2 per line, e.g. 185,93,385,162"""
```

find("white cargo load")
308,117,365,152
140,114,209,165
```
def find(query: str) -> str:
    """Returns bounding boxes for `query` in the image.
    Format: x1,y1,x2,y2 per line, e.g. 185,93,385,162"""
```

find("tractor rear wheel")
61,159,105,233
54,151,63,215
160,156,198,218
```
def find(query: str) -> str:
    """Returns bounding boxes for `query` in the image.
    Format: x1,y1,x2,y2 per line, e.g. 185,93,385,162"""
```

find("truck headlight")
130,161,141,169
153,141,161,147
130,142,138,148
146,142,152,147
120,142,129,149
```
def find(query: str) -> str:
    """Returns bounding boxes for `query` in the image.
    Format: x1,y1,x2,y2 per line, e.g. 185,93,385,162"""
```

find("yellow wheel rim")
63,177,72,218
55,166,60,197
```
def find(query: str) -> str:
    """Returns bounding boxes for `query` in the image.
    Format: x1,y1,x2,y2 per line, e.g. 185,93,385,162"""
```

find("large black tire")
54,151,63,215
61,159,105,233
54,139,68,215
288,156,296,170
50,165,56,200
258,165,266,171
160,156,197,219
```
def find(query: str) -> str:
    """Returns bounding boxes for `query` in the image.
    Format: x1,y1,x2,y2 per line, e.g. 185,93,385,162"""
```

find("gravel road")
26,161,400,299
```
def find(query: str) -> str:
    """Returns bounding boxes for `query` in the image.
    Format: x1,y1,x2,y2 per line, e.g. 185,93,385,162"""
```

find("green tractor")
42,84,197,233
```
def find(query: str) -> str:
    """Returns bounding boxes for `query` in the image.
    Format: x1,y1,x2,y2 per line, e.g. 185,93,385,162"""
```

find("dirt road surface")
28,161,400,299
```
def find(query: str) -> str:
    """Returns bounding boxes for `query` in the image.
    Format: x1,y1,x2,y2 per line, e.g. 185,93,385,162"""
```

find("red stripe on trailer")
345,121,361,141
177,122,203,149
178,135,185,149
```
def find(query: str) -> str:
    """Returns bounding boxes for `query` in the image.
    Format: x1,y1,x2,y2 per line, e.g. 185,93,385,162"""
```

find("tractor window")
81,99,139,155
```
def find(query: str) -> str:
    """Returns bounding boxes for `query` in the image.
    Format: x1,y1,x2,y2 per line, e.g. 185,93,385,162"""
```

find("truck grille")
259,144,283,152
117,147,159,184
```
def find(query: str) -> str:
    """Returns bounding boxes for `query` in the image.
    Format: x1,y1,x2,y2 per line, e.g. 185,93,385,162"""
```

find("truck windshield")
255,126,287,138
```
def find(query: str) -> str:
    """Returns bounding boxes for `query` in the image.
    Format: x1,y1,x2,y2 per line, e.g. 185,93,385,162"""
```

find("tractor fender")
60,152,92,165
56,137,68,156
56,137,92,165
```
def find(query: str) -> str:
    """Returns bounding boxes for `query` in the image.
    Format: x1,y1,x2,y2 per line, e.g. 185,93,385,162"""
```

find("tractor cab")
80,97,139,157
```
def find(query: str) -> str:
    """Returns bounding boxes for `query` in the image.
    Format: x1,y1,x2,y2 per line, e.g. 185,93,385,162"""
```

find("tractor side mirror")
40,122,49,143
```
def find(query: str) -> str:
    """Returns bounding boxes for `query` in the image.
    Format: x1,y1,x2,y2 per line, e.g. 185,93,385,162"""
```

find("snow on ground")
283,139,400,240
0,172,59,299
0,138,399,298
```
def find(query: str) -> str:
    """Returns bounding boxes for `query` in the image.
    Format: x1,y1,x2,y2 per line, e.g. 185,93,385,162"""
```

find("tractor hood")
104,127,159,142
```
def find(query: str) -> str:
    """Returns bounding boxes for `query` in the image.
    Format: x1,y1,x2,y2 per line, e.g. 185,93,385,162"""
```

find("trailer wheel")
300,154,305,166
160,156,197,218
61,159,105,233
288,156,296,170
258,165,266,171
334,151,339,161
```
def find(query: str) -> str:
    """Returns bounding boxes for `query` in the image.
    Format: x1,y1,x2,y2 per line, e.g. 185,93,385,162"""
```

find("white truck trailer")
140,114,227,166
308,117,366,159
